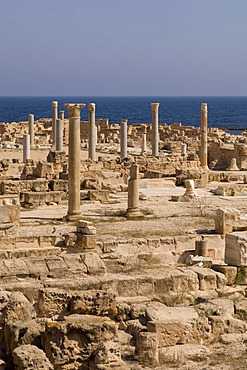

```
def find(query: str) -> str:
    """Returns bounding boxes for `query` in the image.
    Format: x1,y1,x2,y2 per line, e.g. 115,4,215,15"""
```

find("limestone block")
3,292,36,324
136,332,159,367
92,341,129,369
225,232,247,266
70,290,117,317
88,190,109,202
41,315,117,369
49,179,67,191
234,299,247,321
38,289,71,318
3,258,29,277
81,252,105,275
12,344,53,370
158,344,209,367
0,202,20,224
79,234,96,249
190,267,217,290
62,254,87,275
77,220,96,235
211,265,237,285
45,256,68,278
24,258,49,278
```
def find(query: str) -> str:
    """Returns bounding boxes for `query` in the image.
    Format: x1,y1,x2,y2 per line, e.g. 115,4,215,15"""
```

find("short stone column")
227,158,239,171
126,164,142,218
64,103,86,220
183,179,197,198
200,103,208,169
151,103,160,157
88,103,96,161
141,133,147,154
195,237,208,257
120,119,128,160
55,119,64,152
52,101,58,145
60,110,65,121
181,143,187,156
28,114,35,149
23,134,30,162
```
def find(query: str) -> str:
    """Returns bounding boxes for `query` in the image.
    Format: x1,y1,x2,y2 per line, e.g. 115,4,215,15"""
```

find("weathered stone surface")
3,292,36,324
234,299,247,321
225,231,247,266
41,315,117,369
212,264,237,285
136,332,159,367
12,344,53,370
92,340,129,369
81,252,106,275
158,344,209,366
38,289,71,318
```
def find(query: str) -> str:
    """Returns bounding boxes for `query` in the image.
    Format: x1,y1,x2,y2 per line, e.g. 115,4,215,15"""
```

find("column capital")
52,101,58,108
201,103,208,113
64,103,86,118
121,119,128,124
151,103,160,112
88,103,96,112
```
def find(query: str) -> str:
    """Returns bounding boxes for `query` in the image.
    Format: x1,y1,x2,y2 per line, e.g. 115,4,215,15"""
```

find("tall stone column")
64,103,86,220
120,119,128,160
88,103,96,161
28,114,35,149
151,103,160,157
52,101,58,145
23,134,30,162
55,119,63,152
60,110,65,121
126,164,142,218
181,143,187,156
200,103,208,169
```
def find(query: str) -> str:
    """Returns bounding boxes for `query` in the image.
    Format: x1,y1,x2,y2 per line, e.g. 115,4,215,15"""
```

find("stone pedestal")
141,133,147,154
28,114,35,149
195,238,208,257
64,103,86,221
151,103,160,157
55,119,63,152
227,158,239,171
23,134,30,162
52,101,58,145
200,103,208,169
126,164,142,218
120,119,128,160
88,103,96,161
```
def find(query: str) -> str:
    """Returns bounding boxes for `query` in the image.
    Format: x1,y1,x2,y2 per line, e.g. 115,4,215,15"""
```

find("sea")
0,96,247,134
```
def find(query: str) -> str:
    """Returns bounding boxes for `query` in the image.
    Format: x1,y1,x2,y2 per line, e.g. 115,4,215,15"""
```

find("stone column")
181,143,187,156
141,133,147,154
55,119,63,152
88,103,96,161
28,114,35,149
23,134,30,162
64,103,85,220
151,103,160,157
120,119,128,160
127,164,142,218
227,158,239,171
52,101,58,145
60,110,65,121
200,103,208,169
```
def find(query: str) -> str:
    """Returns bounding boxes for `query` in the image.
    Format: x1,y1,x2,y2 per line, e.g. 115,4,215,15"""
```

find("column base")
126,208,143,219
66,212,82,222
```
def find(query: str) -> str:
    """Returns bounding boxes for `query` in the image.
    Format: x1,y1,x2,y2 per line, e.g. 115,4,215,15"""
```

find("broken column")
126,164,142,218
64,103,86,220
151,103,160,157
120,119,128,160
88,103,96,161
23,134,30,162
200,103,208,169
183,179,197,198
52,101,58,145
60,110,65,121
225,231,247,266
55,118,63,152
28,114,35,149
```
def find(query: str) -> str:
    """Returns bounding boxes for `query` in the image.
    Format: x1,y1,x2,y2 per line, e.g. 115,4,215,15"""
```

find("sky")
0,0,247,96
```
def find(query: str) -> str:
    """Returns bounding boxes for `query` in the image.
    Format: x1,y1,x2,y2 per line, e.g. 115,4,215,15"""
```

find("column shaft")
151,103,160,157
88,103,96,161
56,119,64,152
23,134,30,162
52,101,58,145
200,103,208,169
120,119,128,159
28,114,35,148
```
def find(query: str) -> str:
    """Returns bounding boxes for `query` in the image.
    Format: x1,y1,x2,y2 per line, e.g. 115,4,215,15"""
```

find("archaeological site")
0,101,247,369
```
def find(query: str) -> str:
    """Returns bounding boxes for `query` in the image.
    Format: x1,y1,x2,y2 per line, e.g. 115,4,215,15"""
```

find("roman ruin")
0,101,247,368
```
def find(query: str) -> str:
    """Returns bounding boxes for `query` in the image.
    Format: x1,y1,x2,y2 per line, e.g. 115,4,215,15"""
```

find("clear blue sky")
1,0,247,96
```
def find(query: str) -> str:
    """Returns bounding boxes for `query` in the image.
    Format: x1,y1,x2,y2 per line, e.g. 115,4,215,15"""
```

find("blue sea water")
0,96,247,132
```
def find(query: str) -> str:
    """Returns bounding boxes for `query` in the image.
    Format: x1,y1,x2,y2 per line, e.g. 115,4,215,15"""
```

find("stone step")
0,246,62,260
